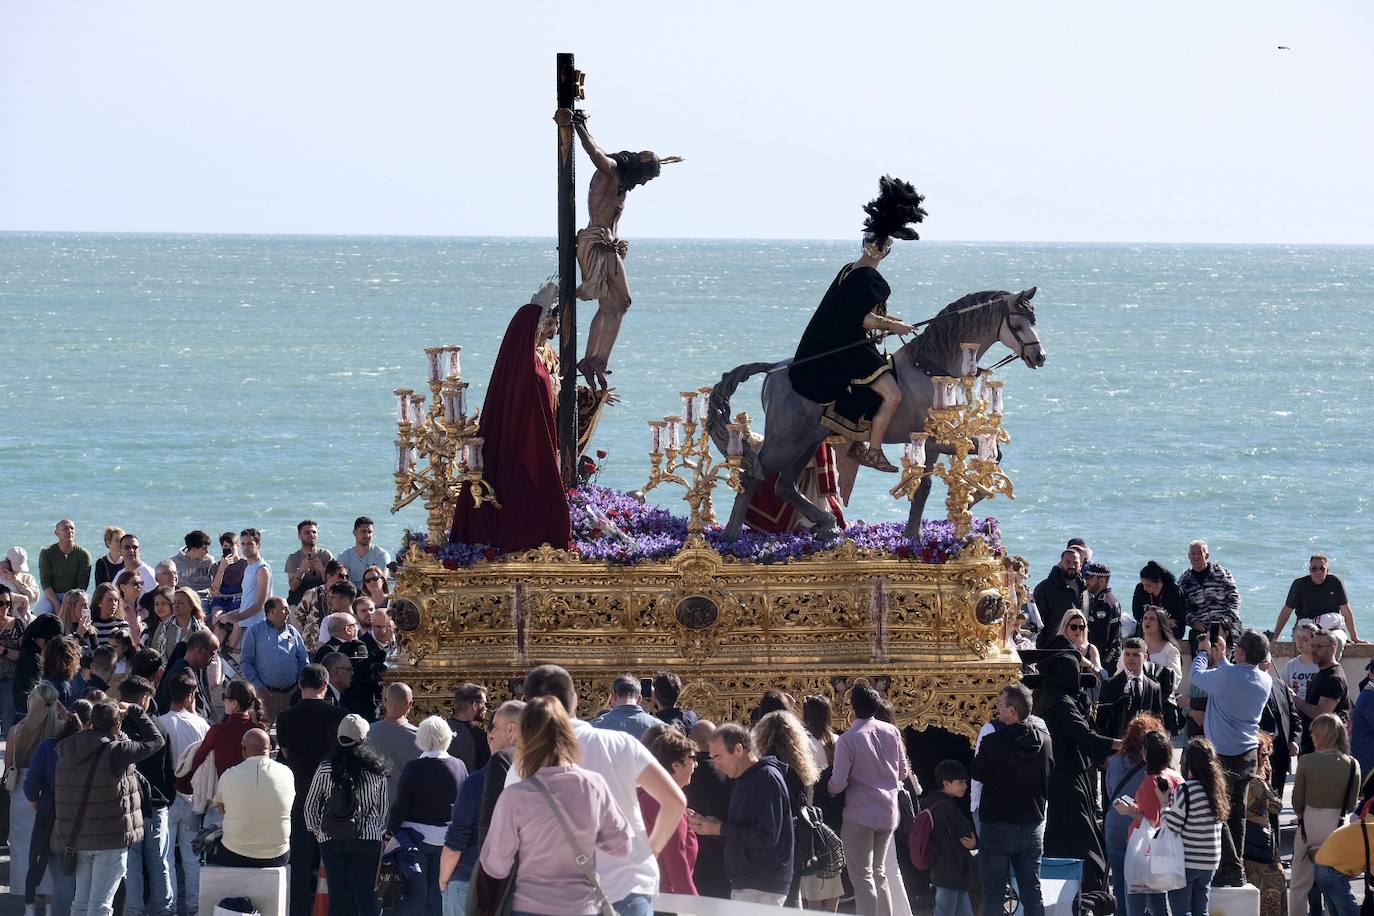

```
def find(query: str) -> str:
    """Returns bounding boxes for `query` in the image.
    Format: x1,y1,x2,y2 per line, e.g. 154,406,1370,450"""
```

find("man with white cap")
0,547,39,603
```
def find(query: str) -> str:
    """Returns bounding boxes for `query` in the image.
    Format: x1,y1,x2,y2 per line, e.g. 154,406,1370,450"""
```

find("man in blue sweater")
689,723,793,906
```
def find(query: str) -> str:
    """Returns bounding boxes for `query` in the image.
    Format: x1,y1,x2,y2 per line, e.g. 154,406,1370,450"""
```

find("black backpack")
321,767,360,839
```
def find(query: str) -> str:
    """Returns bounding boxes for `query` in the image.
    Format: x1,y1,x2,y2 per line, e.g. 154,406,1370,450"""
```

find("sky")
2,2,1372,243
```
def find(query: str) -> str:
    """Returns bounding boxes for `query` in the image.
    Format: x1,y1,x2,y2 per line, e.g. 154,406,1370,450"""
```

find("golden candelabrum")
391,345,500,544
890,342,1014,538
642,387,746,544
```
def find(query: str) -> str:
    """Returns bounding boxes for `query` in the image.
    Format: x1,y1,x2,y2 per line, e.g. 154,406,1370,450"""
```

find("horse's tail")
707,362,773,482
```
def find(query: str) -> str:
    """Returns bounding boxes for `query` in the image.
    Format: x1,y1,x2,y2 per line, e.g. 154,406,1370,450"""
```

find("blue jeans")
1105,824,1128,916
164,795,202,915
979,820,1045,916
441,878,470,916
612,893,653,916
1167,867,1215,916
1315,865,1361,916
935,887,975,916
71,848,128,916
127,805,173,916
321,838,383,916
403,844,443,916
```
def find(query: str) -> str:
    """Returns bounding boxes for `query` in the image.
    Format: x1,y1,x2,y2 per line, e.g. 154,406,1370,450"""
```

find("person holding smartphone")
1188,628,1272,886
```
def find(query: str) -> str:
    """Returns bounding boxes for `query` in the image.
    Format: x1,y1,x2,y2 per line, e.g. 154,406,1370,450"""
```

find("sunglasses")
1067,622,1086,631
363,576,383,584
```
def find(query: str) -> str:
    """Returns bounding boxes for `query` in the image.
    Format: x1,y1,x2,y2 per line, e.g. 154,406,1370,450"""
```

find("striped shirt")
1162,780,1223,870
303,759,389,842
92,617,131,647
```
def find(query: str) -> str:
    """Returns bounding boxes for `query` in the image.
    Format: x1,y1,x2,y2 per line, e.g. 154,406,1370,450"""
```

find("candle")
456,384,468,422
726,423,743,457
664,416,682,450
977,435,998,462
681,392,698,425
394,441,411,475
648,421,664,456
960,342,979,378
910,432,928,467
425,347,443,384
394,389,413,425
442,385,460,424
409,395,426,427
932,377,955,409
985,381,1005,416
445,347,462,382
468,438,485,471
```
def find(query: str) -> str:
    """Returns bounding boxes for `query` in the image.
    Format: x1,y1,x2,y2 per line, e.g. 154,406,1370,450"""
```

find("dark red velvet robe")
449,303,571,552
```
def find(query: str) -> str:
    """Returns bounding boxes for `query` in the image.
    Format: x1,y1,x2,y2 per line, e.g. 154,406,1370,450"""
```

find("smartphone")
1114,794,1135,809
1208,622,1221,643
641,678,654,700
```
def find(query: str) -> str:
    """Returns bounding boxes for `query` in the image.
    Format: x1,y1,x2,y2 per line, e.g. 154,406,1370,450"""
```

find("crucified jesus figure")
556,107,680,389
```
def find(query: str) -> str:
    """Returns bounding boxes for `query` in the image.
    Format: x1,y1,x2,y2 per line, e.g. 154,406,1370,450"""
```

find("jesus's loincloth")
574,227,631,304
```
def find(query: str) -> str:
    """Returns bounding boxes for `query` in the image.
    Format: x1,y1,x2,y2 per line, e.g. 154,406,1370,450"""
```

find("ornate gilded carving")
389,543,1019,737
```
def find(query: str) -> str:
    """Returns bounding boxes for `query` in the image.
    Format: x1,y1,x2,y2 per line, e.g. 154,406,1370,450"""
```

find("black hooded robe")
1032,652,1117,897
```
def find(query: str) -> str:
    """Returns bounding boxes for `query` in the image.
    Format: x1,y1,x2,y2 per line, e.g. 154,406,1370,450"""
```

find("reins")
766,294,1009,375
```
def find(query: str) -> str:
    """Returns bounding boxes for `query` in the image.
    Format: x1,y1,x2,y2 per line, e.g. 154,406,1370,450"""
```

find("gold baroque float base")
389,538,1021,739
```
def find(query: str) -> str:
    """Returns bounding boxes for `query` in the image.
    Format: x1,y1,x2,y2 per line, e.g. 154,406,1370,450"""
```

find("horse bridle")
984,305,1038,372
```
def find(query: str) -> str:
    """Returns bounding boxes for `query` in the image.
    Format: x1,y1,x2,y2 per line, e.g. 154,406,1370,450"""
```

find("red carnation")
483,548,499,562
596,449,608,459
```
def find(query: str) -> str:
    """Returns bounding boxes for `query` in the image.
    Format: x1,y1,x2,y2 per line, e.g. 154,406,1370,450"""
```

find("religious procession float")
384,56,1048,738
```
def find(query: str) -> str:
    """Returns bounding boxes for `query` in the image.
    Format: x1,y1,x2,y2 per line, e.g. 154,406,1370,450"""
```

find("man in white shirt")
518,665,686,916
210,728,295,867
119,532,158,594
156,672,211,915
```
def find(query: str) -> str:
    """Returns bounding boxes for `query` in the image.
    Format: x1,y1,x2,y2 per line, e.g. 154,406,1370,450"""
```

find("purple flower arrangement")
402,484,1002,569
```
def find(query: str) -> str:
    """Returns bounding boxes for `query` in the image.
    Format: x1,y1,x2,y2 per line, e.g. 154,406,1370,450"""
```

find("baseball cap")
337,713,369,746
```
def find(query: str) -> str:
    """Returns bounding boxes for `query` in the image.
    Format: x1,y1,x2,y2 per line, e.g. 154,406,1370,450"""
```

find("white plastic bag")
1125,825,1156,894
1148,824,1187,892
1125,824,1187,894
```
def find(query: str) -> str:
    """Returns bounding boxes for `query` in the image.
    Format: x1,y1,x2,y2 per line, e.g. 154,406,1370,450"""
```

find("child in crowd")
929,759,979,916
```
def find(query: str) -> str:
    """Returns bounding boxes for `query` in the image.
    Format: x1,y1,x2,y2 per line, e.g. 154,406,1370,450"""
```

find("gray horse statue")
708,287,1046,541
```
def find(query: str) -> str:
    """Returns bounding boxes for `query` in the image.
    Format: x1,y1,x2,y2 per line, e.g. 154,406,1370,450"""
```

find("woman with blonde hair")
1058,610,1105,677
481,696,632,916
754,709,834,908
1290,713,1361,916
57,590,98,652
5,681,66,901
151,586,206,662
389,716,468,916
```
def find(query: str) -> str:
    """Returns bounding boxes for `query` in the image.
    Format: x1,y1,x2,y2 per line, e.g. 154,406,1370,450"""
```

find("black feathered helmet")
862,175,927,260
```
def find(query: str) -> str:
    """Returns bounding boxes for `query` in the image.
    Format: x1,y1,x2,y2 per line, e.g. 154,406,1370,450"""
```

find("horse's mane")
910,290,1010,373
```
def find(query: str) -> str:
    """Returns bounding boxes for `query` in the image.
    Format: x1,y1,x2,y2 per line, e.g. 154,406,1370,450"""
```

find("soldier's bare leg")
857,374,902,472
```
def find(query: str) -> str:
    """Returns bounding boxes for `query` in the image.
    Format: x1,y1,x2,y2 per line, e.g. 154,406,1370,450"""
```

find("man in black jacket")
154,629,218,721
1034,550,1086,648
120,676,176,916
1094,639,1166,739
974,683,1054,916
689,723,793,906
277,663,347,916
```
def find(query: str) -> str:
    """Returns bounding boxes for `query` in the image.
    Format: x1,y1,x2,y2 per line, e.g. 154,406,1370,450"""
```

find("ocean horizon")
3,232,1371,635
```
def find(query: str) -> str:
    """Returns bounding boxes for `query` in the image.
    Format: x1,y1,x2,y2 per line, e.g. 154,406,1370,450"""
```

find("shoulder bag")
527,774,617,916
60,744,108,875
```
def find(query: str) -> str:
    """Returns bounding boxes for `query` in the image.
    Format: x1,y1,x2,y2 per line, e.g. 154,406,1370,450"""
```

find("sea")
2,233,1371,634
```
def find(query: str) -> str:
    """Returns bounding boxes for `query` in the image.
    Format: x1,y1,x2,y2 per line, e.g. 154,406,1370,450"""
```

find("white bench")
1209,884,1261,916
197,864,288,916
